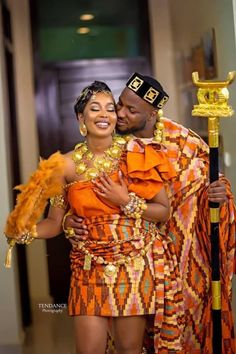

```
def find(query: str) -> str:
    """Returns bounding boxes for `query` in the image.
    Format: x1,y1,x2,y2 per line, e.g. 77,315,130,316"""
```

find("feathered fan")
4,152,65,267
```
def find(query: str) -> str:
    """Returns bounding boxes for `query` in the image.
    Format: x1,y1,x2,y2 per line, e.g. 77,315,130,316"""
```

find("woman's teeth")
96,122,109,128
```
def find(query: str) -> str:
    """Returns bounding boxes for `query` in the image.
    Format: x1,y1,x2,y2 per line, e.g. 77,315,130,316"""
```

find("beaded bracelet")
121,192,147,219
50,194,68,210
5,225,38,268
14,225,38,245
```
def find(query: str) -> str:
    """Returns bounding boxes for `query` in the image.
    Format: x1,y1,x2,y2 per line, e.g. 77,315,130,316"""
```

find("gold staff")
192,71,235,354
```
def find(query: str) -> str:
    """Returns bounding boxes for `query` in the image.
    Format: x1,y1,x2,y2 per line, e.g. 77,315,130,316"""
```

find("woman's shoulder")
63,150,74,160
62,150,75,173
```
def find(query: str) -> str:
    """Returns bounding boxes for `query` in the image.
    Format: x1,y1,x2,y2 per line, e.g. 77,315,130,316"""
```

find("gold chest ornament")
72,135,129,180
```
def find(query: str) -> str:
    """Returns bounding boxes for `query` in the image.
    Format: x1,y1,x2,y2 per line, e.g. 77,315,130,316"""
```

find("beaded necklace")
153,110,165,143
72,135,130,181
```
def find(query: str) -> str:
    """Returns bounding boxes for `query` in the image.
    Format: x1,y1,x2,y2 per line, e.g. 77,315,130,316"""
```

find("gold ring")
65,227,75,239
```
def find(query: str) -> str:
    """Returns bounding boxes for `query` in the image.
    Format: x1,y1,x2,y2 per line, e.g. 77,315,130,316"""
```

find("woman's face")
79,92,117,138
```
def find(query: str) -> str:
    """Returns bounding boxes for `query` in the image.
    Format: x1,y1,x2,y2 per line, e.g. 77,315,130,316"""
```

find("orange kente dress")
66,140,183,347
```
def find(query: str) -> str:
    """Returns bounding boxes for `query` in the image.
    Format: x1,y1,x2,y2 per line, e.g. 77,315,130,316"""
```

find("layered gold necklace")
72,135,129,181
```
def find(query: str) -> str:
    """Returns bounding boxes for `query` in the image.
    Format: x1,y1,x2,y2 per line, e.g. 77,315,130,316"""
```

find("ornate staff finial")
192,71,235,118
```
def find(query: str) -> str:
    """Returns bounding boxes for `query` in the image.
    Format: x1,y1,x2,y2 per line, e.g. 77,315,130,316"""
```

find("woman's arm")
35,205,66,239
93,173,170,224
141,186,170,223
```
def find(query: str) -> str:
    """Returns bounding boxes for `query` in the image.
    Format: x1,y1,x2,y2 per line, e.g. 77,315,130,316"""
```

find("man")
64,73,236,353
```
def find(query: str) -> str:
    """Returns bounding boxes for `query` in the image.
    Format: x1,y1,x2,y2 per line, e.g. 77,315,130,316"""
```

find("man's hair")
74,81,112,115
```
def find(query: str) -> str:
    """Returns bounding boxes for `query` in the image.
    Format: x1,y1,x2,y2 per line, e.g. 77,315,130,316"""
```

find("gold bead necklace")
153,109,165,143
72,135,130,181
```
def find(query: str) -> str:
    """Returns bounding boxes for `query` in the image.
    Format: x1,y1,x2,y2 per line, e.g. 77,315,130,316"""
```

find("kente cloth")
67,140,185,351
68,215,157,317
142,118,236,353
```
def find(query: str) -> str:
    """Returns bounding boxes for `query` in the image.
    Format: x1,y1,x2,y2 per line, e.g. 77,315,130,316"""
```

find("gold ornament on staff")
192,70,236,354
192,71,235,147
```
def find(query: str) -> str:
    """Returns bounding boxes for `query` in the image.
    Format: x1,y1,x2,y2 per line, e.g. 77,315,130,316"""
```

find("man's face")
116,88,152,135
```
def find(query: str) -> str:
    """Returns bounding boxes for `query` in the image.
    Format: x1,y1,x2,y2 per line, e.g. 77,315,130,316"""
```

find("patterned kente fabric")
143,118,235,353
67,140,185,351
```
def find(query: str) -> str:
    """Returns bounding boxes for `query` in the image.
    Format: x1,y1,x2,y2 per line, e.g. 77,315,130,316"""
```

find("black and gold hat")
126,72,169,109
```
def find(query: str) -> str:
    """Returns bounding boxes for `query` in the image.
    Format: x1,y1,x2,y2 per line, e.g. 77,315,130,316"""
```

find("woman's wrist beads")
14,225,38,245
121,192,147,219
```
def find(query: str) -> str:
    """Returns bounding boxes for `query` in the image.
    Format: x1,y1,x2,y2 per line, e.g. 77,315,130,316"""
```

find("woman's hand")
93,172,130,207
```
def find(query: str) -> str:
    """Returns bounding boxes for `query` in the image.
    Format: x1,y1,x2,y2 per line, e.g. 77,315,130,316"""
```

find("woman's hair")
74,81,112,115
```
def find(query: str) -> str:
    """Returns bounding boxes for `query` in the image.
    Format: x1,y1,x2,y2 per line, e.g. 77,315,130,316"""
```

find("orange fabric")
143,118,236,353
196,177,236,353
68,214,156,317
67,140,184,351
67,140,176,216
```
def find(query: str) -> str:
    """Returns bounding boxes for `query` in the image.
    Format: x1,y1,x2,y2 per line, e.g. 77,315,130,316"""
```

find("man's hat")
126,72,169,109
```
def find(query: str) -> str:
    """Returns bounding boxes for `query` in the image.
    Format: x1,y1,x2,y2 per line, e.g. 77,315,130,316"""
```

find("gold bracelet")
15,225,38,245
64,227,76,239
50,194,68,210
4,225,38,268
121,192,147,219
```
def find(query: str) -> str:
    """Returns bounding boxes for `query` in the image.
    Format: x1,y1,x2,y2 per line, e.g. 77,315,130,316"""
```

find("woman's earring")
79,122,87,137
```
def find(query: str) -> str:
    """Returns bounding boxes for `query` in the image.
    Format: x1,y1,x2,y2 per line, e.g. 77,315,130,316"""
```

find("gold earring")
79,122,87,137
153,109,165,143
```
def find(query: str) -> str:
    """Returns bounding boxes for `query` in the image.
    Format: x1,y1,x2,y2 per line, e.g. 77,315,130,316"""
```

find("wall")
0,0,50,349
149,0,236,332
0,2,23,349
168,0,236,197
148,0,179,120
7,0,50,304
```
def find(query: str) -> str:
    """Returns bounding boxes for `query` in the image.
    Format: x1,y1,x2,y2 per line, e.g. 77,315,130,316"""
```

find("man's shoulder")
162,117,189,133
162,117,209,153
162,117,205,141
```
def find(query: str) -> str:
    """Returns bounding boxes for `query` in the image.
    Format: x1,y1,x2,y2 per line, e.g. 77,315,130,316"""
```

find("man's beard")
116,119,146,136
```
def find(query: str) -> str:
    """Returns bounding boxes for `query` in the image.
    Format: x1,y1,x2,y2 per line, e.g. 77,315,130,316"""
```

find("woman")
5,81,181,354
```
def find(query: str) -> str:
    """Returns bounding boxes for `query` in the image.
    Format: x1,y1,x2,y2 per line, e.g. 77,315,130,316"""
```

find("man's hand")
208,180,227,204
64,214,88,244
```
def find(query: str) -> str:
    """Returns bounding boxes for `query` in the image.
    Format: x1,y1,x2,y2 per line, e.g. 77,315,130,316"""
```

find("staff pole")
192,71,235,353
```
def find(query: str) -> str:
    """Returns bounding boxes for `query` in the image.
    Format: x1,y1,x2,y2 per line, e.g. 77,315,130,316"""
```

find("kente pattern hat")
126,72,169,109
